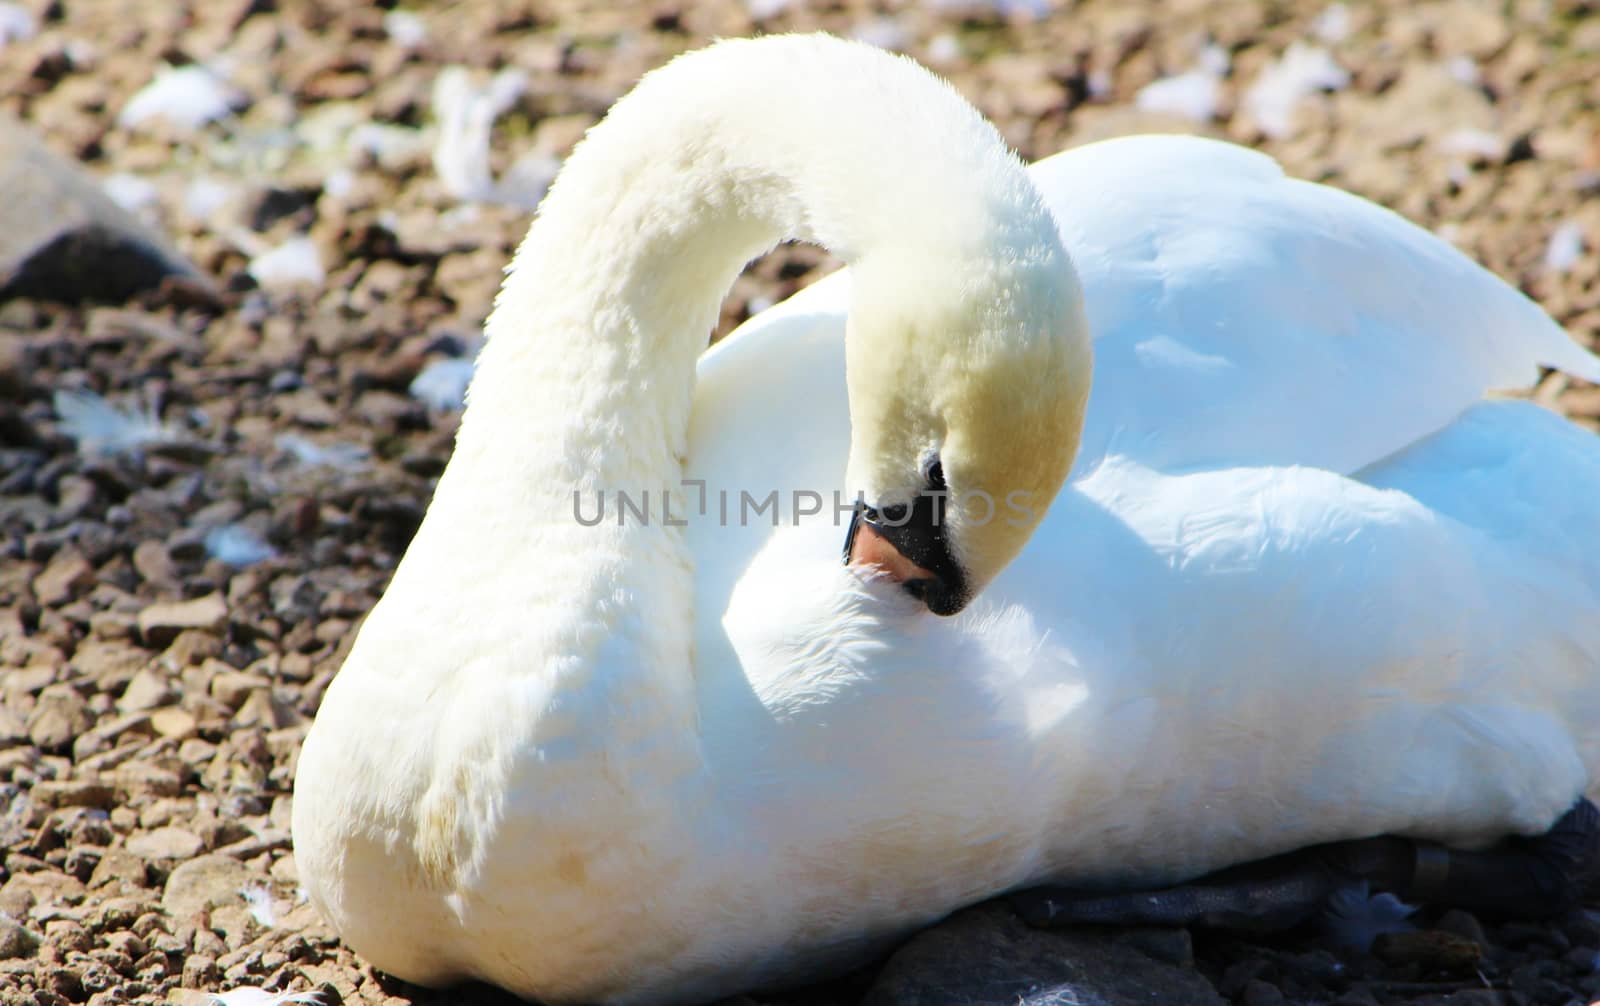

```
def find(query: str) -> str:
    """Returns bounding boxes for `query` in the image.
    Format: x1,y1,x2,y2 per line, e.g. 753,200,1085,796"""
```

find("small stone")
31,778,115,811
161,629,224,667
127,826,204,860
1241,979,1286,1006
113,761,182,800
44,919,91,954
210,671,270,710
150,707,198,740
1,869,84,911
181,954,218,987
103,931,146,960
162,853,252,921
210,902,258,947
33,552,94,607
87,849,148,890
234,687,300,729
137,594,228,647
3,664,58,698
1373,928,1483,975
69,641,145,690
130,540,178,589
269,853,299,886
26,683,90,752
0,917,42,960
192,926,228,957
1108,927,1193,967
1435,908,1489,947
865,903,1225,1006
118,667,174,712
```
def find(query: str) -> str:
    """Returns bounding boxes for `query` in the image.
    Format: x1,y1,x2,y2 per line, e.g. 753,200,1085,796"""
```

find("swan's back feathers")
707,135,1600,484
1027,134,1600,475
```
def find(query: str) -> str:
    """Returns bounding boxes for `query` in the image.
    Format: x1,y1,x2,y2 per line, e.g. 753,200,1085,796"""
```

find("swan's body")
292,34,1600,1006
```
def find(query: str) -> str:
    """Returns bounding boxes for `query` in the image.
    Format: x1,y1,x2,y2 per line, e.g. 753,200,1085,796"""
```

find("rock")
1,869,85,911
210,671,269,711
72,711,153,762
137,594,228,647
87,849,148,891
233,688,300,729
30,778,114,813
863,903,1226,1006
0,706,26,747
180,954,218,988
149,707,197,740
0,917,42,960
1242,978,1287,1006
127,826,204,860
268,853,298,886
0,116,215,304
33,551,94,606
1107,926,1194,967
162,630,223,667
113,761,182,800
118,667,174,712
1435,908,1489,947
130,540,178,590
26,683,90,752
69,641,146,692
162,854,251,921
1373,929,1483,975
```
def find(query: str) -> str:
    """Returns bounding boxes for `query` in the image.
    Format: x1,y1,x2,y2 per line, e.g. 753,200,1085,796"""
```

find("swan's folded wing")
1028,134,1600,476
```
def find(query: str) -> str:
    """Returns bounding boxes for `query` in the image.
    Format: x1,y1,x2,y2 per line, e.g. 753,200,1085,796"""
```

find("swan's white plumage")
293,34,1600,1006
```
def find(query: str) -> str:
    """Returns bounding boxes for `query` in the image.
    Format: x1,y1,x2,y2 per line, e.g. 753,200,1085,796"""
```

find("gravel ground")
1,1,1599,1004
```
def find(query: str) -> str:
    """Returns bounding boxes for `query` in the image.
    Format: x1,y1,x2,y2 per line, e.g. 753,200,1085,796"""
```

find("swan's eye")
925,459,945,491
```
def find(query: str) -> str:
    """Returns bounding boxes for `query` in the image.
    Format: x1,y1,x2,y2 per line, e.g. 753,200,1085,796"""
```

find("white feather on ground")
208,989,322,1006
1311,3,1350,43
276,434,370,471
383,9,427,49
183,177,237,221
247,237,325,290
1321,882,1417,952
491,150,563,211
409,356,477,411
53,389,173,457
0,2,36,47
102,173,160,214
118,63,247,131
431,66,528,202
1545,221,1585,274
242,884,277,928
851,16,910,52
204,525,277,568
1135,45,1229,123
1242,42,1350,139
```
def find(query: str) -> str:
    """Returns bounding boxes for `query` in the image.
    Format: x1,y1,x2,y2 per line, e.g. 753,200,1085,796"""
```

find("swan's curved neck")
453,37,1030,509
409,36,1045,708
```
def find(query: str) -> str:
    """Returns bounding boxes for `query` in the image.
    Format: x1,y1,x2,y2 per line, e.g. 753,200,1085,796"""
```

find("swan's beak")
844,498,969,616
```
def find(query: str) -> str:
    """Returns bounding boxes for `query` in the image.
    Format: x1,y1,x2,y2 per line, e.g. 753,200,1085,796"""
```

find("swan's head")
842,229,1091,615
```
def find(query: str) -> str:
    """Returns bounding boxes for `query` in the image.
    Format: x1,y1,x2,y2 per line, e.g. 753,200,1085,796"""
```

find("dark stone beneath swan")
862,903,1225,1006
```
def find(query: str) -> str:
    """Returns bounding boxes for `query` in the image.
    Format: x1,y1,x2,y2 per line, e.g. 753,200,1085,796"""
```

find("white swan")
292,33,1600,1006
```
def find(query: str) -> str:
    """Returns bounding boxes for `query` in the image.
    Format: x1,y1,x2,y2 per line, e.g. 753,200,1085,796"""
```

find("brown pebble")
33,551,95,607
137,594,228,647
126,826,204,861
